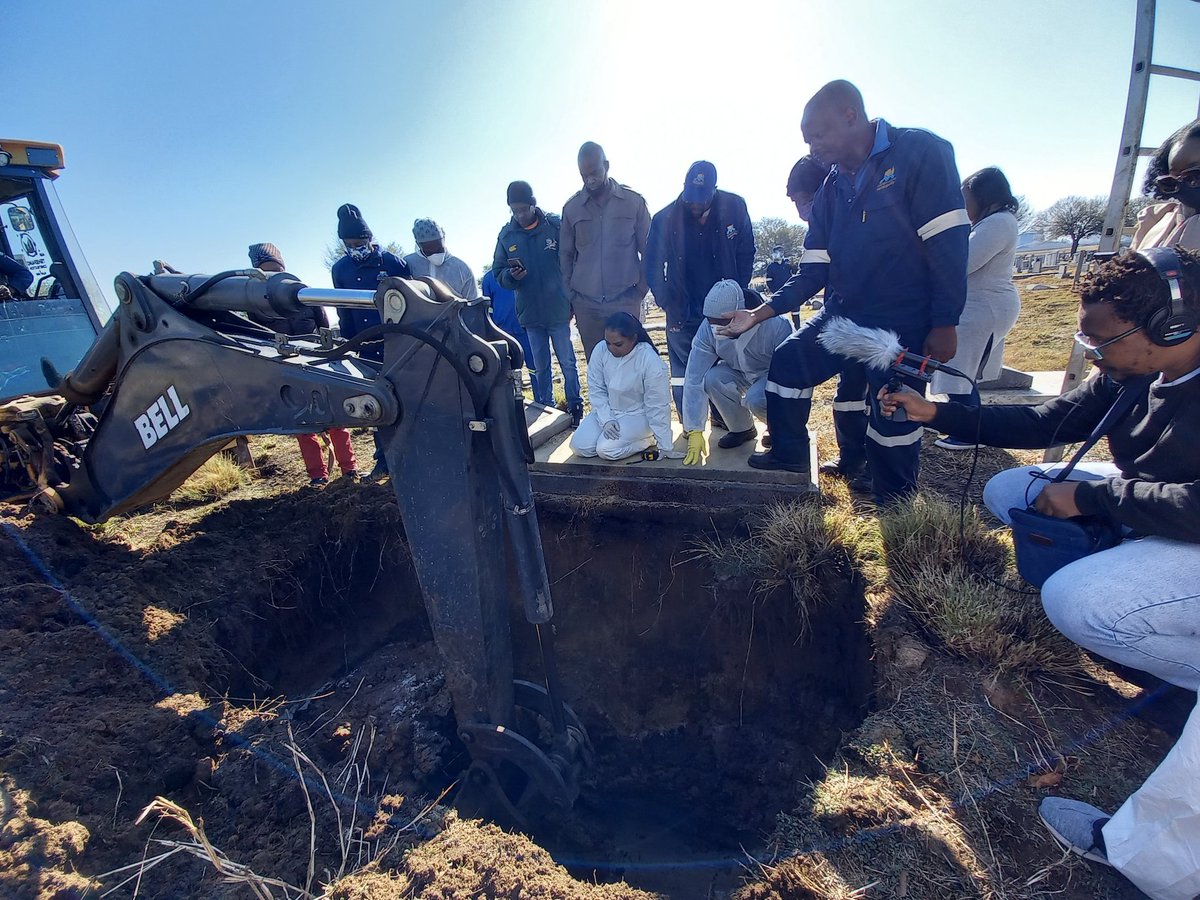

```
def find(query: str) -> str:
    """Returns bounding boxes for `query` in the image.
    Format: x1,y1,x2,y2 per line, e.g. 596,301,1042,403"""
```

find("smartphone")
507,257,524,269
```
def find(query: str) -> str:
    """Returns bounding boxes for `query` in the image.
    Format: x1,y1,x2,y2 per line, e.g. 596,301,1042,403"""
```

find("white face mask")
424,251,447,266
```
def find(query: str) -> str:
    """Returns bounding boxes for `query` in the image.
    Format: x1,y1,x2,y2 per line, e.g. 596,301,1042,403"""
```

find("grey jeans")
984,463,1200,898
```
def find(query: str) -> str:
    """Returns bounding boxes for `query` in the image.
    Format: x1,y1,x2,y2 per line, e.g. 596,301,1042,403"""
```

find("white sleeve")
682,324,718,432
966,215,1014,276
639,346,675,450
588,345,613,424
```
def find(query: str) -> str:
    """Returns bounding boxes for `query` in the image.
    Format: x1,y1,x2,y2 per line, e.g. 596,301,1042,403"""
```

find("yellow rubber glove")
683,430,707,466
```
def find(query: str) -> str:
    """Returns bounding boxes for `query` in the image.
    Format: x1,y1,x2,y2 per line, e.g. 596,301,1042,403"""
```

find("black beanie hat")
337,204,372,240
506,181,535,206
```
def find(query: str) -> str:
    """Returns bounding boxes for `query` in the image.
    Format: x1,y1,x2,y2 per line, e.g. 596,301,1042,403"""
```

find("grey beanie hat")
702,279,745,319
412,217,445,242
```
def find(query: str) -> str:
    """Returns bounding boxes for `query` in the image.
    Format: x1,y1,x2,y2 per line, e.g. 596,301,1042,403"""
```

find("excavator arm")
0,268,590,824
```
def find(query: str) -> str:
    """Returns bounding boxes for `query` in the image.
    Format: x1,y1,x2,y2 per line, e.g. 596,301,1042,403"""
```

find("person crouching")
680,279,792,465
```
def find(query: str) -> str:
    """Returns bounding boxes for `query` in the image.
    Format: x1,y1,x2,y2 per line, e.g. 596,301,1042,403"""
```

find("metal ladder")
1044,0,1200,462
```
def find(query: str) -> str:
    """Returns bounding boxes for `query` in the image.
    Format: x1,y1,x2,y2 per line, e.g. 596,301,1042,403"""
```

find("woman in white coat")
932,167,1022,450
571,313,684,461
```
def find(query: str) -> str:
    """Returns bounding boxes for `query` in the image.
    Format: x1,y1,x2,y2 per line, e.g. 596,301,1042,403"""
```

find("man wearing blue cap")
646,160,756,417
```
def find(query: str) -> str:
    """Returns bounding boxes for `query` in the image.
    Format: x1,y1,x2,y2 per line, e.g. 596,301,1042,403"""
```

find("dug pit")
232,496,874,897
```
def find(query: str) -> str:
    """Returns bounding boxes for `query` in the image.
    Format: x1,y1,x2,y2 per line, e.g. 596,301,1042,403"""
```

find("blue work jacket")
770,119,968,344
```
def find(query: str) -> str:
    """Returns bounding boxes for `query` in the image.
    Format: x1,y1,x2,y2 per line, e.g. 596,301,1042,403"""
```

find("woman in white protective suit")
570,313,684,461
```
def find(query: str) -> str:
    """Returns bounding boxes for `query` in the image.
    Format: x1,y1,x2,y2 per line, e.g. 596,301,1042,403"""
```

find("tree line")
751,194,1152,273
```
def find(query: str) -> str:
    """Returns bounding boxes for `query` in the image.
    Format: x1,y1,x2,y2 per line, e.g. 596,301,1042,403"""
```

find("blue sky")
7,0,1199,300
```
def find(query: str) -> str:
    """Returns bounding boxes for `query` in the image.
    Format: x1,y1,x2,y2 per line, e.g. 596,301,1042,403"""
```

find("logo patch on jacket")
544,238,557,251
508,244,518,253
726,225,738,240
877,166,896,190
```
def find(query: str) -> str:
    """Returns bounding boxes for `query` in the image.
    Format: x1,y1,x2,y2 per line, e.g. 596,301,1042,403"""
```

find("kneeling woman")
571,313,683,460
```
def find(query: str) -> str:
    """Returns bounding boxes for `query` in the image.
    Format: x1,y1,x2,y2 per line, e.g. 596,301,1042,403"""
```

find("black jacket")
331,250,411,361
935,371,1200,542
645,189,755,325
765,259,795,294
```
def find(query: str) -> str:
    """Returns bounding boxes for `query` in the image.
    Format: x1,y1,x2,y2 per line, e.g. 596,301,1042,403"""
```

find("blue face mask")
347,243,375,262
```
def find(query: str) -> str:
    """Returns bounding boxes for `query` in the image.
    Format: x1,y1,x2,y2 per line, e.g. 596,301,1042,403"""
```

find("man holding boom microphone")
719,80,969,502
881,249,1200,900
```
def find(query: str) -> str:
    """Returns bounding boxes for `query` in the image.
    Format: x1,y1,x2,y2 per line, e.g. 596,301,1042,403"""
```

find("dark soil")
0,428,1181,900
0,433,871,899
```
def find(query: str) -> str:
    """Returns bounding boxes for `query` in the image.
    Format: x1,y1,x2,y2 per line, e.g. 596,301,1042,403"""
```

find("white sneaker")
934,436,979,451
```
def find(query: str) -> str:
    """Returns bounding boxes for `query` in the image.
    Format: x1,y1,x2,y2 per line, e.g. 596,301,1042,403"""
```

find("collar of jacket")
504,208,556,236
583,179,628,207
832,118,894,181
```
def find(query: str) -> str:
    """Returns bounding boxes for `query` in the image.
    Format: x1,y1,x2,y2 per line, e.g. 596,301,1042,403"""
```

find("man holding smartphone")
492,181,583,425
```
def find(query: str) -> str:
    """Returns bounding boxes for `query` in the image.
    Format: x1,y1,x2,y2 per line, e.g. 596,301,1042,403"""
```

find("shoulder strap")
1052,375,1152,482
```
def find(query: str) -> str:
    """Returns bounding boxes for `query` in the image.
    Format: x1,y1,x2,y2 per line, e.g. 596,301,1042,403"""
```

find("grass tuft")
172,456,251,503
693,500,876,637
878,496,1084,680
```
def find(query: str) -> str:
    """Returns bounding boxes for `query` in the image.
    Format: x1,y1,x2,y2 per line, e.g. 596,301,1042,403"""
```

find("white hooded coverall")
571,341,674,460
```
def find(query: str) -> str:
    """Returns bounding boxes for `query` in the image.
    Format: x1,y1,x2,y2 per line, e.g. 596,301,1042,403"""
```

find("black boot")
718,427,757,449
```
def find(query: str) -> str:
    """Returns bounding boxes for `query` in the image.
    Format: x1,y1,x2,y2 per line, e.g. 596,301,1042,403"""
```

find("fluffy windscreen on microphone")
816,317,905,371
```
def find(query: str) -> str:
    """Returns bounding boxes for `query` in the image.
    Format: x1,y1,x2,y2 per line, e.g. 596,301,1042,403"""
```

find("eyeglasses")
1073,324,1142,359
1154,165,1200,196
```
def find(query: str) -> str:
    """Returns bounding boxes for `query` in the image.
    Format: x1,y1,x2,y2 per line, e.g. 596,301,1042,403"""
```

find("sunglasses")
1073,324,1142,359
1154,165,1200,196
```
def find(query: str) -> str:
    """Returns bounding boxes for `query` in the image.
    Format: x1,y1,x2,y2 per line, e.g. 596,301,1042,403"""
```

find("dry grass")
878,496,1085,681
1002,277,1080,372
172,455,252,503
692,499,877,636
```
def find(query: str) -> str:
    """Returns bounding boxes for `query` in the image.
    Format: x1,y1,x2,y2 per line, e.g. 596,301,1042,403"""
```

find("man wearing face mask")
404,218,479,300
330,202,411,479
331,203,411,362
645,160,756,416
680,279,793,463
786,154,830,225
765,247,794,296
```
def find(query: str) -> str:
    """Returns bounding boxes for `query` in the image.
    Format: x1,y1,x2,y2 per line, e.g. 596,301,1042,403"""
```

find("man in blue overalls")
720,80,968,504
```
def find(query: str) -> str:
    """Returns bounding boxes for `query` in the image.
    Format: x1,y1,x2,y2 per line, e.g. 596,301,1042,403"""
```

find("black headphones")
1136,246,1197,346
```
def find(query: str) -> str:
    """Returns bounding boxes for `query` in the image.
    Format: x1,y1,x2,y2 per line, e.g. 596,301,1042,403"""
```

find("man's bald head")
806,80,867,119
578,141,607,165
577,141,611,195
800,80,874,172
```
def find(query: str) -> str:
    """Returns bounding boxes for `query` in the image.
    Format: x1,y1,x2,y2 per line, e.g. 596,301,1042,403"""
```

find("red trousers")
296,429,357,480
